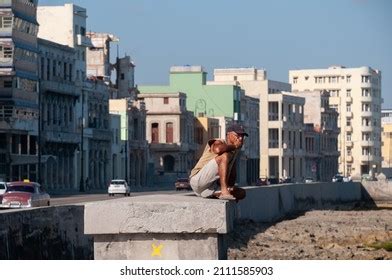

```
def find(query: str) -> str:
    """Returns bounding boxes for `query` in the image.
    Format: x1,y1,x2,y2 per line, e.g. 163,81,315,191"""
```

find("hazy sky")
40,0,392,108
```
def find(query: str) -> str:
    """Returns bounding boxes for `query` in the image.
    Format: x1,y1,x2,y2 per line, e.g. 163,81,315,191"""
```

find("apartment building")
138,92,195,186
38,38,80,190
289,66,382,178
381,109,392,169
296,91,339,181
37,4,92,82
109,98,148,188
0,0,39,181
210,68,304,181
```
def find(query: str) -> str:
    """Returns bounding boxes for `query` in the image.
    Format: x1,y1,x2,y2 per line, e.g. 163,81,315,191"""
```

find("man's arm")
210,139,242,155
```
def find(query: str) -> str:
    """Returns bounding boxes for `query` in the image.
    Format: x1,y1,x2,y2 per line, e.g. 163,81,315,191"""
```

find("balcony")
361,155,375,162
345,126,353,132
42,131,80,144
346,141,353,147
361,140,374,147
361,126,373,132
77,34,93,47
40,80,81,97
346,112,353,118
361,95,373,102
346,155,353,162
361,111,373,117
346,96,353,103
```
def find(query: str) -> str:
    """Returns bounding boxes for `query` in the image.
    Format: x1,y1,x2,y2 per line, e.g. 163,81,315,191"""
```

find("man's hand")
233,137,243,149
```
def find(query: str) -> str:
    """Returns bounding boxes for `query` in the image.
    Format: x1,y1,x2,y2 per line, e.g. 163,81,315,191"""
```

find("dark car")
332,174,343,183
175,178,192,191
0,181,50,208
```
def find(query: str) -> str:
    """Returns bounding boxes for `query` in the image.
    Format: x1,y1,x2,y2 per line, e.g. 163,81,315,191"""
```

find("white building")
37,4,92,82
210,68,305,181
289,66,382,177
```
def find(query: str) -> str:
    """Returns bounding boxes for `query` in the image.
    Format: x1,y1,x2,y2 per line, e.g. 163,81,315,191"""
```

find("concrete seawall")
0,181,388,260
0,206,93,260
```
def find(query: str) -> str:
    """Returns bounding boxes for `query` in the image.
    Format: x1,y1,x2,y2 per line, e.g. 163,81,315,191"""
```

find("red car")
0,181,50,209
175,178,192,191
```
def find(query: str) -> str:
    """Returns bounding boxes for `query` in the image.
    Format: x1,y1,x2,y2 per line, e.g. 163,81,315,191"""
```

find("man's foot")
218,193,236,200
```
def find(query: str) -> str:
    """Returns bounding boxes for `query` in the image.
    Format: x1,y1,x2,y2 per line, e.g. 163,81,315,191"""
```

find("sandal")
218,193,236,200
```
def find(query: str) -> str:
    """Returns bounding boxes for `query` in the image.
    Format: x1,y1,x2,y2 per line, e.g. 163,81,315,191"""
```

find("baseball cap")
227,123,248,137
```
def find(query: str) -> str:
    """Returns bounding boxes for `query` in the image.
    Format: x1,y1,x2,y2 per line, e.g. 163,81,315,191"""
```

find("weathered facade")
82,79,111,190
139,92,195,181
38,38,80,190
0,0,40,181
109,98,148,187
297,90,339,181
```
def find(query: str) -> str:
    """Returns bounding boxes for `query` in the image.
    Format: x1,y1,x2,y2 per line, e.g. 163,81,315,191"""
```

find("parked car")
0,181,50,208
175,178,192,191
256,177,268,186
108,179,130,196
332,174,344,182
280,177,292,184
343,176,352,182
304,177,315,183
0,181,6,195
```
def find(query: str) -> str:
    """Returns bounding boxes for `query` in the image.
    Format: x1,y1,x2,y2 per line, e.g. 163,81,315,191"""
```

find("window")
52,60,56,77
361,75,370,83
346,104,351,112
121,73,125,80
46,58,50,80
151,123,159,143
347,148,352,156
362,88,370,97
293,77,298,84
0,45,13,58
80,26,86,36
346,133,351,141
163,97,169,104
346,89,351,97
346,118,351,126
346,75,351,83
166,122,173,143
69,64,73,82
268,129,279,148
268,102,279,121
0,16,13,28
3,80,12,88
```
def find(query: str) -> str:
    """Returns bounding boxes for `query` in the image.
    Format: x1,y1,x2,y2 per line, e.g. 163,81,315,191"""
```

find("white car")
304,177,315,183
108,179,130,196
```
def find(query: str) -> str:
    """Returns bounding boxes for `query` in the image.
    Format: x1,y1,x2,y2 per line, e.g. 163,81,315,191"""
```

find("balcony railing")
41,80,81,96
361,126,373,132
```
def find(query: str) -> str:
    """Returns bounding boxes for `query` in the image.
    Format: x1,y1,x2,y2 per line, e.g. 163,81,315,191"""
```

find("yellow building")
382,110,392,168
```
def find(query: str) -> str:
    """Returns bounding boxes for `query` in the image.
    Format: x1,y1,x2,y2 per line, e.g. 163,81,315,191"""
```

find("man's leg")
190,159,220,198
215,152,235,199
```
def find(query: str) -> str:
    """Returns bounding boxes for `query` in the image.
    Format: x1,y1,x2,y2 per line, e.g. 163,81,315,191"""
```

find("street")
0,189,191,211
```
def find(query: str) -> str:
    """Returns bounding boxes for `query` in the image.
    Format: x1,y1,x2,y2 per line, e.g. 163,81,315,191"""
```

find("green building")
139,65,260,186
139,66,242,119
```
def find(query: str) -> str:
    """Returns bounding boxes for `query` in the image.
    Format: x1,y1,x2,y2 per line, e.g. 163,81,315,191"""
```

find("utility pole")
37,81,42,184
79,92,85,192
